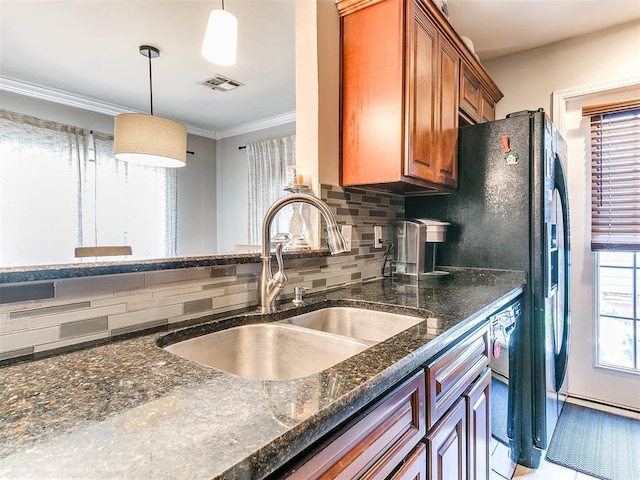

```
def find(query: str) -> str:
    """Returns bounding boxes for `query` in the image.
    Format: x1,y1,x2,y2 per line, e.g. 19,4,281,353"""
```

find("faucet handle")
272,242,288,288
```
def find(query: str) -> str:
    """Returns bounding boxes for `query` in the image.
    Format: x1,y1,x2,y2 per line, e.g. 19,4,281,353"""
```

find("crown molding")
216,111,296,139
0,76,295,141
0,75,219,140
0,75,128,116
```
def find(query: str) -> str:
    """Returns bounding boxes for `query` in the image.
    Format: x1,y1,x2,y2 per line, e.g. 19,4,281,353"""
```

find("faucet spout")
257,193,347,313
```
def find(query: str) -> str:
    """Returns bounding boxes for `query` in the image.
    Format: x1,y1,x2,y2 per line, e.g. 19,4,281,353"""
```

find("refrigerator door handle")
553,156,571,391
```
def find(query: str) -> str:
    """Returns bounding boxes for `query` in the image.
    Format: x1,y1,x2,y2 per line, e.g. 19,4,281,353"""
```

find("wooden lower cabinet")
423,368,491,480
423,326,491,480
425,398,467,480
272,325,492,480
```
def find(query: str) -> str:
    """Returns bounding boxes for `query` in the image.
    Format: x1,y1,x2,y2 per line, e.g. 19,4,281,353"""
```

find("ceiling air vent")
201,74,244,92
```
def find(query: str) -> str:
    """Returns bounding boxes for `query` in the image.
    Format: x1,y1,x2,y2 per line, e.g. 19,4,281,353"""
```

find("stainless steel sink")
282,307,423,343
163,323,368,380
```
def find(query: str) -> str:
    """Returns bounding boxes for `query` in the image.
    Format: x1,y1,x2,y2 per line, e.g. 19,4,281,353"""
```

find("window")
586,99,640,372
246,135,296,246
0,110,177,266
597,252,640,371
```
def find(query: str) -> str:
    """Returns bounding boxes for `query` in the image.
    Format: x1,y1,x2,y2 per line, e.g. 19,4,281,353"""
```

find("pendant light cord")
147,50,154,116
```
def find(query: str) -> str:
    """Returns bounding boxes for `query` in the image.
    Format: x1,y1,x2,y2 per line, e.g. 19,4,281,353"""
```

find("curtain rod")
238,145,246,150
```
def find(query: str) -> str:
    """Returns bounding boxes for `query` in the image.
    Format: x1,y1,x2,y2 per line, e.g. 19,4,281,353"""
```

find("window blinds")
585,100,640,251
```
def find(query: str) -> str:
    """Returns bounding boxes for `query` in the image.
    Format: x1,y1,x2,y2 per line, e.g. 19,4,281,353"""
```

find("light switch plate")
374,225,383,248
341,225,352,252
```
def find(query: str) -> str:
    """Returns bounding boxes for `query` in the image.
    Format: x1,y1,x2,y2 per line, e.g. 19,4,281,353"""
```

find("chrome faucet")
257,193,348,313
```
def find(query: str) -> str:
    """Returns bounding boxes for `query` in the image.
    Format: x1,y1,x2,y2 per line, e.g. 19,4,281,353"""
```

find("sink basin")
163,323,368,380
282,307,423,343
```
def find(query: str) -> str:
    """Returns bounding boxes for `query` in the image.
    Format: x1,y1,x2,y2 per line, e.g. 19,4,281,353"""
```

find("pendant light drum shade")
201,9,238,66
114,113,187,168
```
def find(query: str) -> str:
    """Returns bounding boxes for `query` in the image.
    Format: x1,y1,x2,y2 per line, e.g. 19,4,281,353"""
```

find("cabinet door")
434,33,459,188
388,443,426,480
340,0,405,186
426,398,467,480
405,0,459,189
480,93,495,123
405,0,437,183
464,368,491,480
459,62,481,124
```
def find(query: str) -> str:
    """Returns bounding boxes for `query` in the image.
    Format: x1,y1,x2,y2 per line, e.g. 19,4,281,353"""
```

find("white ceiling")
447,0,640,60
0,0,296,138
1,0,639,138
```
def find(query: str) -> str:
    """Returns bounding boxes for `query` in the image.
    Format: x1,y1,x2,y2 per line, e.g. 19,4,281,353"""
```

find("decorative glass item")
283,184,313,250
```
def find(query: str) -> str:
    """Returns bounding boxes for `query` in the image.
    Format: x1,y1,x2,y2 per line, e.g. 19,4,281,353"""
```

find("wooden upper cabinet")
337,0,503,194
459,61,496,124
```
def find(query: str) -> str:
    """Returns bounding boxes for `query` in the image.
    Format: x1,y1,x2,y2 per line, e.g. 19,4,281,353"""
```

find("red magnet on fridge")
501,134,511,153
501,134,519,164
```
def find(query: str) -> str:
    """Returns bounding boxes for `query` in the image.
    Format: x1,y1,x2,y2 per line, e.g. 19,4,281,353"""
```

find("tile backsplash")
0,184,404,361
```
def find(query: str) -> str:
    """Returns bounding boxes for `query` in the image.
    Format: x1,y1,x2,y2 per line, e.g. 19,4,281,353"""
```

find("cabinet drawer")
425,327,489,429
285,370,426,479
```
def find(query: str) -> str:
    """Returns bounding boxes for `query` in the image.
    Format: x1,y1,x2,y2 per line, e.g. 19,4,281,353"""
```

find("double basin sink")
163,307,424,381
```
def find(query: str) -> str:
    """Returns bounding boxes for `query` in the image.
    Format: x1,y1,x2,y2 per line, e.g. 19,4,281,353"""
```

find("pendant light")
113,45,187,168
201,0,238,66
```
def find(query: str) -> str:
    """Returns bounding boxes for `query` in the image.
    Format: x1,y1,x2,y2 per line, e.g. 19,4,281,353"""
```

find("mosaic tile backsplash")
0,184,404,361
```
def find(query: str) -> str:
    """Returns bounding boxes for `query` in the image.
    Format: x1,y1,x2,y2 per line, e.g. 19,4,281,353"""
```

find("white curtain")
0,110,177,266
247,135,296,246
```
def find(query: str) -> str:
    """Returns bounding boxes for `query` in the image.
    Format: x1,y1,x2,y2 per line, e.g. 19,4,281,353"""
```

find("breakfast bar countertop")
0,268,524,480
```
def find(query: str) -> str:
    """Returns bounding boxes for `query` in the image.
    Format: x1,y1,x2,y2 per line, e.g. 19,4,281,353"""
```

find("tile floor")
489,437,600,480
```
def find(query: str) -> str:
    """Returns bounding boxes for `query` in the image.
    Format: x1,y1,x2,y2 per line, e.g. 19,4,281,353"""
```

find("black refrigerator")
406,109,570,468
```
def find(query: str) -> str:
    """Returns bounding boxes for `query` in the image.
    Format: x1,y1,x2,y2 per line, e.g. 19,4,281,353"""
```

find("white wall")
484,20,640,119
176,134,217,256
482,21,640,409
215,122,296,254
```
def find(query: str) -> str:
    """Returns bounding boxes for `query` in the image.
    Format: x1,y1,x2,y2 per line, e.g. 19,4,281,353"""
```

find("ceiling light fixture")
201,0,238,66
113,45,187,168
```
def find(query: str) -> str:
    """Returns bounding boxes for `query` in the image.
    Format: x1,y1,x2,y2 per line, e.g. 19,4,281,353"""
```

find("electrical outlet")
374,225,383,249
341,225,352,252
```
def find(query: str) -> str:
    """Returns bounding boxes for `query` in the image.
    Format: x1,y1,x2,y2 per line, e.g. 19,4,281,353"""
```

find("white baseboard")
565,395,640,420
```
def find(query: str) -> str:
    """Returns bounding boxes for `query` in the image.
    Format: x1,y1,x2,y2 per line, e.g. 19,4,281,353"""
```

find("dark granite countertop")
0,251,329,284
0,268,524,479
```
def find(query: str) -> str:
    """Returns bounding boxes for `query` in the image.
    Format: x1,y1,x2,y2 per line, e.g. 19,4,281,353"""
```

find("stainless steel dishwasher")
489,296,522,450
